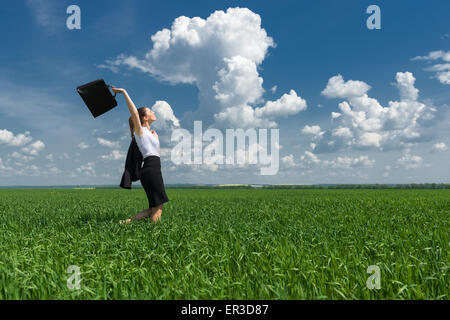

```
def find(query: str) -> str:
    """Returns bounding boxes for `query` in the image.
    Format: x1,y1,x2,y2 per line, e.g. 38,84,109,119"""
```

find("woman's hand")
111,86,126,95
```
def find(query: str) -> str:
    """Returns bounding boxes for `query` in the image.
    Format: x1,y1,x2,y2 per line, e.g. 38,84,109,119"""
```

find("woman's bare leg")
132,208,153,221
149,204,163,223
120,208,152,224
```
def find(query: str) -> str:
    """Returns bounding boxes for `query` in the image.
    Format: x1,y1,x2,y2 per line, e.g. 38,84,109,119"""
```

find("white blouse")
134,127,160,158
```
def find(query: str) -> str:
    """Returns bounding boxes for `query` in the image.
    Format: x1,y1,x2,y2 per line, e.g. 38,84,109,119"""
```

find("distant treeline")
3,184,448,190
263,184,449,189
167,183,450,189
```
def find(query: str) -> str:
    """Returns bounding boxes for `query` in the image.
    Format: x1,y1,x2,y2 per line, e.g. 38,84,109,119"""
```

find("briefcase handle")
107,84,117,98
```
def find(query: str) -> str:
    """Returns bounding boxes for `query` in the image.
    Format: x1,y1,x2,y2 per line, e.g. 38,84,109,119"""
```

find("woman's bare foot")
119,218,132,225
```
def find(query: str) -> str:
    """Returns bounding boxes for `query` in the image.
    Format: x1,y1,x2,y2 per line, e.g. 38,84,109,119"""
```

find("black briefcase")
77,79,118,118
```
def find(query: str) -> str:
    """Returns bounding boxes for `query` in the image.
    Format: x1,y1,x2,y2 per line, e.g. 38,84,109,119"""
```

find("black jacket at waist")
119,136,143,189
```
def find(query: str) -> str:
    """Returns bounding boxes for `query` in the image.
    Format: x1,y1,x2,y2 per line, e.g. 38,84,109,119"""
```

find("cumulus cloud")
298,151,375,168
281,154,295,168
321,74,371,98
309,72,440,154
332,127,353,139
331,112,341,119
432,142,448,152
397,150,423,169
214,105,277,129
97,137,120,148
0,157,14,176
412,50,450,85
21,140,45,156
78,142,89,150
100,150,126,161
8,152,35,162
0,129,32,147
43,165,61,175
301,125,323,136
100,7,307,130
302,150,321,164
255,90,307,119
76,162,96,176
151,100,180,129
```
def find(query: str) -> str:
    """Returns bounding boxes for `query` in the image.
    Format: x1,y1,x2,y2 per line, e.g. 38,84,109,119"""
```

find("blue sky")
0,0,449,186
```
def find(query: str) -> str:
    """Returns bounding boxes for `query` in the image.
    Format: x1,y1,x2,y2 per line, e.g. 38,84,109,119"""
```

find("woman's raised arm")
111,86,143,135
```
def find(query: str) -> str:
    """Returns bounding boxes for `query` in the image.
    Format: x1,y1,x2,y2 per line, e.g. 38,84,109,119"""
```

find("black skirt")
140,156,169,208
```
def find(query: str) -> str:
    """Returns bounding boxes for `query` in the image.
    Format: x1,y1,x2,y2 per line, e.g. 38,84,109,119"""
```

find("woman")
112,86,169,224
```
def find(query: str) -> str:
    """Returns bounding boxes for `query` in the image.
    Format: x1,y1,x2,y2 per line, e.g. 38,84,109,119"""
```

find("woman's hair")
129,107,148,138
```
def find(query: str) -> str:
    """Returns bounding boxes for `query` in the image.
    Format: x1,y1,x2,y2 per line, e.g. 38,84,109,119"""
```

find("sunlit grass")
0,188,448,299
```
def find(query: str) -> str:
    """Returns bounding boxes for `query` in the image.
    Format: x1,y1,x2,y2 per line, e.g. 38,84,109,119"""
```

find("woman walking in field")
112,86,169,224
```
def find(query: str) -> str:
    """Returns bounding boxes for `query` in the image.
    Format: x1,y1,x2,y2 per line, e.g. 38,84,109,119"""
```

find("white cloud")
281,154,295,168
254,89,307,119
432,142,448,152
213,55,264,107
394,71,419,100
321,74,371,98
301,125,323,136
397,150,423,169
0,129,47,159
299,151,375,168
44,166,62,175
331,112,341,119
412,50,450,85
21,140,45,156
76,162,96,176
97,137,120,148
214,105,277,129
301,150,321,164
78,142,89,150
151,100,180,129
270,85,277,93
358,132,382,148
332,127,353,138
310,72,438,153
0,157,14,176
100,7,307,129
328,155,375,168
100,150,126,161
8,152,35,162
0,129,32,147
411,50,450,62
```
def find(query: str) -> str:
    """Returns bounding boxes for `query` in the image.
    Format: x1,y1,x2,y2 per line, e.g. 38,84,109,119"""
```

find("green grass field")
0,188,448,299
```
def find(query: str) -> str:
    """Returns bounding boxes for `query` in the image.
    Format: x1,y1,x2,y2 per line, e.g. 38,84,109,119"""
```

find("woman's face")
146,108,156,122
